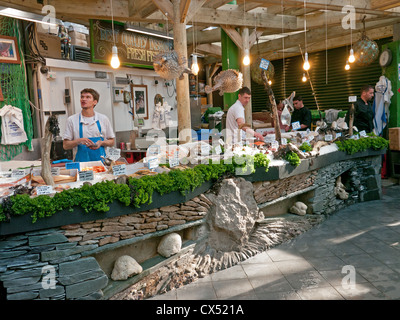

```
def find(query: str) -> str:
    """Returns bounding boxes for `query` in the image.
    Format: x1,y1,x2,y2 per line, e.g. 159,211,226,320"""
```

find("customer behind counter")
345,85,374,133
285,95,311,131
225,86,264,144
63,88,115,162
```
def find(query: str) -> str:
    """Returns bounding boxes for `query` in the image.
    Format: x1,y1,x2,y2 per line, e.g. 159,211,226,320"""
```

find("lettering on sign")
112,164,127,176
292,121,301,131
91,20,173,67
37,185,54,195
11,169,26,179
79,170,94,181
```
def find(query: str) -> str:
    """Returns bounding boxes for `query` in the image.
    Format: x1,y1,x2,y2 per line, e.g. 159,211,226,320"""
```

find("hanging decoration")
204,69,243,96
250,56,274,85
353,17,379,66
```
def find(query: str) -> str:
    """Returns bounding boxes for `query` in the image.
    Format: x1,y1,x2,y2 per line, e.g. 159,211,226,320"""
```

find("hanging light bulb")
110,45,120,69
303,52,310,71
268,80,272,85
345,60,350,70
243,48,250,65
191,54,199,75
348,48,355,63
302,73,307,82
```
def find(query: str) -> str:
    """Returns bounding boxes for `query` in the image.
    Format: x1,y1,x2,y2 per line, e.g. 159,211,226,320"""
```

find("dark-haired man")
225,87,264,144
285,95,312,131
63,88,115,161
345,85,375,133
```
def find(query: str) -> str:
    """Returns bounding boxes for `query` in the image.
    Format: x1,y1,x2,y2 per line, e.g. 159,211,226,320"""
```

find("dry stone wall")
61,195,211,246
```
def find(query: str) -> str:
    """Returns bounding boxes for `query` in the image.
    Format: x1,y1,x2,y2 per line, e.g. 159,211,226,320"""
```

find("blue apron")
74,114,106,162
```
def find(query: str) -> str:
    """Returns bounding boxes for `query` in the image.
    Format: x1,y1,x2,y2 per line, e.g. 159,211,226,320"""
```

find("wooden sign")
90,20,173,68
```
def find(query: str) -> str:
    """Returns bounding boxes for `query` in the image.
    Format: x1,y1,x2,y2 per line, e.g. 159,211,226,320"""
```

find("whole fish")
205,69,243,96
153,50,191,80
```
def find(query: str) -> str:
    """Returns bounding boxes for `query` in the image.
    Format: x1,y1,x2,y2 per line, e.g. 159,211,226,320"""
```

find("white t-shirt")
226,99,245,144
63,111,115,142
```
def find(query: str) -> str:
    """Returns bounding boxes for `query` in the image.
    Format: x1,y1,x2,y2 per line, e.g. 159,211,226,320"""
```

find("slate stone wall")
0,229,107,300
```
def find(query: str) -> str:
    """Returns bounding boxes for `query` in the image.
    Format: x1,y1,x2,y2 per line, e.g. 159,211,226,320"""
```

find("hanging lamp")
110,0,120,69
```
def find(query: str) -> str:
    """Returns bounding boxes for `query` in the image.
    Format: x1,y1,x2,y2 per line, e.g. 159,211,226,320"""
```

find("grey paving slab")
254,290,302,300
318,268,369,287
283,270,332,290
307,255,347,272
250,276,294,293
274,259,315,275
333,283,388,300
212,278,254,300
296,286,344,300
149,184,400,300
371,280,400,299
175,280,218,300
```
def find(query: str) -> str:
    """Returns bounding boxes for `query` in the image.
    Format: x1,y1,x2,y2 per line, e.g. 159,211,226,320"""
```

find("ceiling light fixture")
243,48,250,66
345,60,350,70
124,24,174,40
0,6,60,26
302,0,310,71
191,54,199,75
110,0,120,69
302,73,307,82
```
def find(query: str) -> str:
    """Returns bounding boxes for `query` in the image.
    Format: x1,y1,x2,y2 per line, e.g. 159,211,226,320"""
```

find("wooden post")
41,115,55,186
348,103,355,136
241,27,252,126
172,0,191,143
261,70,281,144
205,64,213,105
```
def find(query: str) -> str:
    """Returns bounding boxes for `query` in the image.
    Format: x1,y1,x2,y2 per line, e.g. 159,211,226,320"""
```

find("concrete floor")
149,179,400,300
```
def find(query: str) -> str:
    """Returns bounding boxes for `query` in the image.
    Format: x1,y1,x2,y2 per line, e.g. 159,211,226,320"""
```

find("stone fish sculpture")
153,50,191,80
205,69,243,96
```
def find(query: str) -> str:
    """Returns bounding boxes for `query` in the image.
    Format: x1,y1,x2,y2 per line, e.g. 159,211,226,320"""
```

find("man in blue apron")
63,88,115,162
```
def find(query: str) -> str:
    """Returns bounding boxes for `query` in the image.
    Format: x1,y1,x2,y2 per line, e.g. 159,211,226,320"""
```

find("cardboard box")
389,128,400,151
36,32,61,59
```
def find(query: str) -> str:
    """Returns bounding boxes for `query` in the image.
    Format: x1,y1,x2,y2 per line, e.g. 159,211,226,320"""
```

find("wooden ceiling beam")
265,25,393,61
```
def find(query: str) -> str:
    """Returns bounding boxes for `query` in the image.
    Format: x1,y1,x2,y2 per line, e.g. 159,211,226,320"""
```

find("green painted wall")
382,41,400,128
221,29,240,110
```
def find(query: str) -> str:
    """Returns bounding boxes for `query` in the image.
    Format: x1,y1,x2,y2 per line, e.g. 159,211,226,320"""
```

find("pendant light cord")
110,0,115,45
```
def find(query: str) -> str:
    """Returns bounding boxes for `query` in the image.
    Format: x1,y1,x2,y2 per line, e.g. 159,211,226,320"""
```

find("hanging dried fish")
153,50,191,80
205,69,243,96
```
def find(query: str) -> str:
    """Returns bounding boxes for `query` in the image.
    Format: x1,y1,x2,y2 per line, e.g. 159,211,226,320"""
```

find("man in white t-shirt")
225,87,264,144
63,88,115,162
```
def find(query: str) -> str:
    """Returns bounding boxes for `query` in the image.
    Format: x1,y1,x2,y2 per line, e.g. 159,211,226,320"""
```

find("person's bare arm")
236,118,264,140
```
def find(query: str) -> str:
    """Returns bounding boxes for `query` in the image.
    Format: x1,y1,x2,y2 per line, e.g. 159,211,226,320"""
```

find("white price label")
51,167,60,176
169,150,180,168
147,157,159,170
37,185,54,195
281,138,287,145
112,164,127,176
214,145,222,155
292,121,301,131
79,170,94,181
106,147,121,161
359,130,367,137
325,134,333,142
12,169,26,179
147,145,160,156
348,96,357,102
218,138,225,146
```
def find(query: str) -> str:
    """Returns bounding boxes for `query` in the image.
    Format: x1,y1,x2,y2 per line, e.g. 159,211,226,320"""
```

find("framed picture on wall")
131,84,148,120
0,35,21,64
